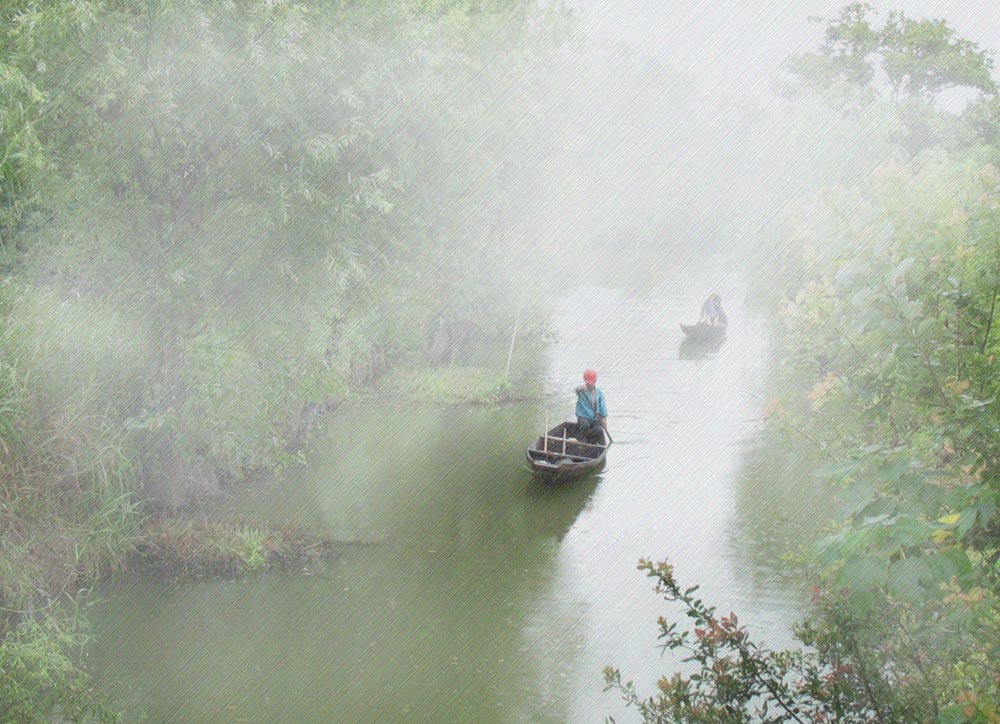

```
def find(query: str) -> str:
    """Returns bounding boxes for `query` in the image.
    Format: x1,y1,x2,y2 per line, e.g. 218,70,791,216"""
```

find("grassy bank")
135,516,341,580
0,353,540,722
375,365,544,406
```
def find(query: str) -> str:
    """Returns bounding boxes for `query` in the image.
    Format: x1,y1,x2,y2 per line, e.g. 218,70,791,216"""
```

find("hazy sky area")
573,0,1000,99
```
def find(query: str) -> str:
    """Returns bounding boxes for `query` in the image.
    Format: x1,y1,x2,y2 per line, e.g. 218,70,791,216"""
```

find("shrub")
604,559,1000,724
0,613,118,724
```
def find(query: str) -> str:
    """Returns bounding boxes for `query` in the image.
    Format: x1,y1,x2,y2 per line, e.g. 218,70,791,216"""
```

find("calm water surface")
88,264,833,723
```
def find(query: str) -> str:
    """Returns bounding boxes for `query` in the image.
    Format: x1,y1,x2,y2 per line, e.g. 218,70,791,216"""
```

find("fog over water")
59,1,1000,721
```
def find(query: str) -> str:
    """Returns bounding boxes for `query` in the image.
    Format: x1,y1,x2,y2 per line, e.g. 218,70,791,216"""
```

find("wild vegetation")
606,5,1000,723
7,0,1000,720
0,0,578,719
5,0,763,714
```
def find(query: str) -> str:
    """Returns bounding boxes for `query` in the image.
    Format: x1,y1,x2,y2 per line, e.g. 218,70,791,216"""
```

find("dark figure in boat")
700,293,727,326
574,368,608,444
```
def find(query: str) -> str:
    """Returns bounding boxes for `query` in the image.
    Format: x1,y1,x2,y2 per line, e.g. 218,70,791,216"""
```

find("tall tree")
784,3,996,103
781,3,998,151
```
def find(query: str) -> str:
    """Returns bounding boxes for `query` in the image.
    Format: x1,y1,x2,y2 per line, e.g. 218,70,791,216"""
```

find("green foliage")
0,60,45,263
787,3,881,91
733,27,1000,724
785,3,996,103
750,156,1000,718
606,559,1000,724
697,10,1000,724
766,153,1000,552
0,282,146,625
605,561,819,724
236,526,267,573
0,612,119,723
880,11,996,101
0,0,574,504
0,0,577,713
379,364,539,404
780,4,998,151
136,516,337,578
0,282,144,500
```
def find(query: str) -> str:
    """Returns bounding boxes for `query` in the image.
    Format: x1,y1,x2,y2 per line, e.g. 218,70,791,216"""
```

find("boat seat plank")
540,435,607,451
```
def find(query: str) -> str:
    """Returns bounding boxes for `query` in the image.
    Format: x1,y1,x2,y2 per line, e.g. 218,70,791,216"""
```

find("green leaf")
836,555,886,595
923,548,973,586
885,515,932,548
955,508,978,541
886,557,933,602
936,704,972,724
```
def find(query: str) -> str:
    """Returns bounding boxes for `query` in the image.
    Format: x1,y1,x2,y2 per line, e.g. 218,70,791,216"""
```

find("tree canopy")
785,3,996,103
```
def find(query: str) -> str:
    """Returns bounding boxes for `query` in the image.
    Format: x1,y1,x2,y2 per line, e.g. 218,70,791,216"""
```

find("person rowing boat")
574,368,608,444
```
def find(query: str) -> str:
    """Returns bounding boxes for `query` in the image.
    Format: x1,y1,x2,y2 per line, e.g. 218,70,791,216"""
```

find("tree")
1,0,573,502
784,3,996,104
781,3,998,151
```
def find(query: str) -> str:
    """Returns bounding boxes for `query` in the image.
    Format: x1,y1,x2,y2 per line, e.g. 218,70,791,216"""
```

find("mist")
3,1,1000,722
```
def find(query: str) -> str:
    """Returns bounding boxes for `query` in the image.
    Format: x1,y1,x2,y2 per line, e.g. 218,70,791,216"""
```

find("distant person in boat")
700,293,726,326
574,368,608,444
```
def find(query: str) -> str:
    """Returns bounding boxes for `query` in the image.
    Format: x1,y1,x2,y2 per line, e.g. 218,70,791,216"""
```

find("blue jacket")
575,386,607,421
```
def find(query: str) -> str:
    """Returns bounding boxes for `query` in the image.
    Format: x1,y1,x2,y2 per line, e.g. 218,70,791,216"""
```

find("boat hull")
680,321,727,342
526,421,609,482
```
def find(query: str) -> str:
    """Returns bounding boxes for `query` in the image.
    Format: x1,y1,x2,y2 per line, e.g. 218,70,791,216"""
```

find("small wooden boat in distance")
526,420,610,482
680,321,727,342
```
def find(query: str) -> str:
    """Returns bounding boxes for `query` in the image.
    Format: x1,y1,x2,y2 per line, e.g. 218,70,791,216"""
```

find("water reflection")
90,401,605,724
678,334,726,359
87,265,820,723
523,475,601,542
729,436,840,592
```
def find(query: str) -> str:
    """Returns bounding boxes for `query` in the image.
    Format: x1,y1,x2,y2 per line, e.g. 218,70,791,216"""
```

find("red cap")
583,368,597,383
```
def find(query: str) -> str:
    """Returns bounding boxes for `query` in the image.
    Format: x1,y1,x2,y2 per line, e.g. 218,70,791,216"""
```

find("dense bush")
605,560,1000,724
607,7,1000,724
0,0,570,718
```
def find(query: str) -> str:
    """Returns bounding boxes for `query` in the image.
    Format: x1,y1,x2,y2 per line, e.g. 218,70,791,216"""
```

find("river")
87,260,833,723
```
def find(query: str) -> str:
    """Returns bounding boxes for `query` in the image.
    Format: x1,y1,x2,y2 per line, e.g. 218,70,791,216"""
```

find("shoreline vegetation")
134,517,342,581
132,365,541,582
2,0,570,716
373,366,541,406
1,357,543,722
5,359,537,588
5,0,1000,722
605,5,1000,723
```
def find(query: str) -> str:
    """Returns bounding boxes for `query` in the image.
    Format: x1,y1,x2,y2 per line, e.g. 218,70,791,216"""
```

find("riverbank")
133,516,342,580
78,280,808,724
0,356,546,722
373,366,543,406
3,361,543,591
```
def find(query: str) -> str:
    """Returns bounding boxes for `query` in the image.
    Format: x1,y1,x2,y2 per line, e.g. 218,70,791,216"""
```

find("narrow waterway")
88,261,831,723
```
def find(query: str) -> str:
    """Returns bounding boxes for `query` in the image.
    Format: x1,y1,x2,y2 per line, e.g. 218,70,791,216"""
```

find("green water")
87,273,836,723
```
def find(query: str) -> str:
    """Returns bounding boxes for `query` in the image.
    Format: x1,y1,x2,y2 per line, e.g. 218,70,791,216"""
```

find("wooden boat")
526,420,610,482
680,321,727,342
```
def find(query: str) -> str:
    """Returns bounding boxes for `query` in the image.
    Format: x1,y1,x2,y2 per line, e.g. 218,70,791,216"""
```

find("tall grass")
1,282,141,722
